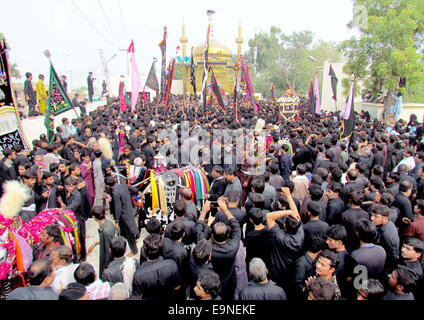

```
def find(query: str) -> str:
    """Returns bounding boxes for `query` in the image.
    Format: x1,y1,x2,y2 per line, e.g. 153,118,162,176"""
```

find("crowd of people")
2,91,424,301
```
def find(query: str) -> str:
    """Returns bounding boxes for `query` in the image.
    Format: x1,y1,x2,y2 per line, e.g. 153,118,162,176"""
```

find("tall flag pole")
119,77,127,112
0,37,30,151
210,71,226,113
128,40,140,113
144,58,159,106
340,81,355,141
308,80,316,114
314,74,321,114
201,24,211,113
158,26,167,103
329,64,338,116
233,61,240,123
234,76,239,123
240,55,259,114
190,47,196,95
271,83,277,101
164,58,176,112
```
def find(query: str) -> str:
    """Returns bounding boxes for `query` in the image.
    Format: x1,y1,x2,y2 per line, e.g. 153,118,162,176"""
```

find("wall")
320,60,362,112
361,102,424,123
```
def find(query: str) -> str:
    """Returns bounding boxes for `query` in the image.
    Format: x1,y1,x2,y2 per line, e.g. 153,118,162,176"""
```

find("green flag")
45,63,77,142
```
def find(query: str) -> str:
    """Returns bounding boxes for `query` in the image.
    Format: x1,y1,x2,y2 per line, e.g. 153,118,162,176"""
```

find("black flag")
340,85,355,141
211,71,226,113
145,62,159,93
308,80,316,113
329,64,338,101
190,47,196,95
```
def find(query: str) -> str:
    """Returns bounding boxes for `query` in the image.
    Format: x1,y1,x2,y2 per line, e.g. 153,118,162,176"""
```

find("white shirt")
395,156,416,172
51,263,79,293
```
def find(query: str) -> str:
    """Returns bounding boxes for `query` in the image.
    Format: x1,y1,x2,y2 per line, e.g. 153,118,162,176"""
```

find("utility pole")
119,48,129,75
99,49,112,99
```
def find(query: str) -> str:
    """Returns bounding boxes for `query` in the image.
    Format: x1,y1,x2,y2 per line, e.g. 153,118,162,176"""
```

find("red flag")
127,41,134,53
164,59,176,112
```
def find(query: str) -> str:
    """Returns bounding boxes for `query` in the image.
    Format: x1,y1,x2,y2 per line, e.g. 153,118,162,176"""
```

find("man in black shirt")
102,236,138,287
325,182,345,225
341,169,360,203
105,176,139,256
400,238,424,279
196,198,241,300
266,187,304,292
293,237,326,299
162,219,190,299
24,72,39,117
303,201,329,245
64,176,86,262
165,199,197,245
61,75,68,94
87,72,94,102
212,190,246,236
206,165,227,203
345,219,387,288
7,258,58,300
141,135,157,169
244,208,269,266
193,271,222,300
239,258,286,300
394,180,414,229
371,204,400,271
383,265,419,300
189,239,215,299
326,224,350,299
132,234,180,300
341,189,370,252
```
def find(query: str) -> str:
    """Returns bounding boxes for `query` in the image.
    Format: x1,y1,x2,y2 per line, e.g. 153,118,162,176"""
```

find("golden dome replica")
176,11,246,96
193,39,232,62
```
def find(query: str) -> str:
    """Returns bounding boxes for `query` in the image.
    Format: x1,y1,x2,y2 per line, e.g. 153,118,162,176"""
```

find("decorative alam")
278,87,300,121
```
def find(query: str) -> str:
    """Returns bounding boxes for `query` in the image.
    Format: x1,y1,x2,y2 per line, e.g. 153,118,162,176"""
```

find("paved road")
20,99,146,277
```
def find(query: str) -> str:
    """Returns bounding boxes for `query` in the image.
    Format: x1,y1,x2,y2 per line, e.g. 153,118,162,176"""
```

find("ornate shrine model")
278,87,300,121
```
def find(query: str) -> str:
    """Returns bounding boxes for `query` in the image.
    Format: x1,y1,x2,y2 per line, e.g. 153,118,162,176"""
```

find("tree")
341,0,424,121
10,63,21,80
279,31,313,89
244,27,341,97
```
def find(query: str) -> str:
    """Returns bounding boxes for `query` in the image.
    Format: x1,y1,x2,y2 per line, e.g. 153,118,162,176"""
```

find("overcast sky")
2,0,358,89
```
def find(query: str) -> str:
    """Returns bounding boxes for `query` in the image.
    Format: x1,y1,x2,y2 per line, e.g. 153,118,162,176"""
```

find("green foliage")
342,0,424,101
404,80,424,103
244,27,341,97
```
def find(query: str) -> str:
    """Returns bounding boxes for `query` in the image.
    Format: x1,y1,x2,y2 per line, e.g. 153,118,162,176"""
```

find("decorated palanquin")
0,181,80,299
0,215,32,289
278,87,300,121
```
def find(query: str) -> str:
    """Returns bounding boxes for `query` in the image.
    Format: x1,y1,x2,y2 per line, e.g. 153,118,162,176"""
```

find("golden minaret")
236,23,243,56
180,21,188,59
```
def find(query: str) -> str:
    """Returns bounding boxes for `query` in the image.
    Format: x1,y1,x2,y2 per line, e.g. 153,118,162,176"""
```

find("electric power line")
117,0,129,42
97,0,121,47
70,0,116,48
